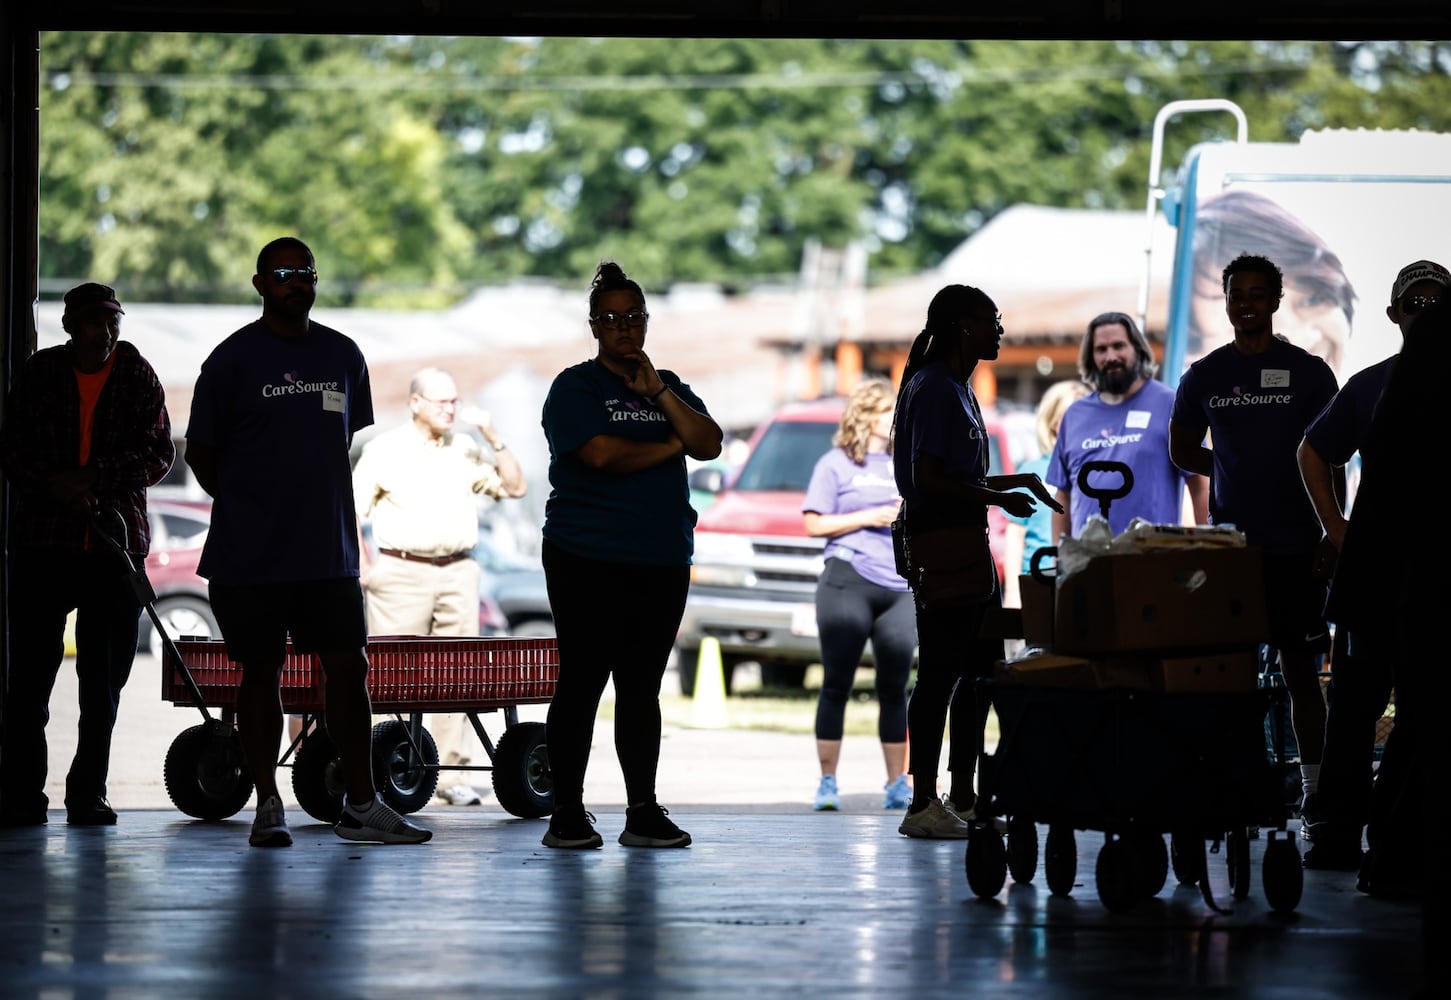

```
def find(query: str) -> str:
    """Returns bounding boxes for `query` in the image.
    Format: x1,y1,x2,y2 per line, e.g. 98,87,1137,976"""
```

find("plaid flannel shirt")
0,340,173,556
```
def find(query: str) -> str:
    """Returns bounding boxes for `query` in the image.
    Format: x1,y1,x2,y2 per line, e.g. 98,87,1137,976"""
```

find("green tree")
37,35,1451,305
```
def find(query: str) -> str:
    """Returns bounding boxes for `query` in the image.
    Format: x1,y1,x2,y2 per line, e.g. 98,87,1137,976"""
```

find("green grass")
600,665,1002,743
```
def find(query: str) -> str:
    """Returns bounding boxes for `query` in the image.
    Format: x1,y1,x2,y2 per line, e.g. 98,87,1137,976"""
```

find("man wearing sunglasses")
184,236,431,848
1295,257,1448,873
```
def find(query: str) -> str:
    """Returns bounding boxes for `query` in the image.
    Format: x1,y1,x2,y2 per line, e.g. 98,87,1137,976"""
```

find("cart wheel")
965,825,1008,900
371,720,439,815
1262,836,1304,913
1226,827,1252,900
1045,825,1078,897
491,721,554,818
292,727,345,823
1131,831,1169,899
1006,815,1038,885
164,722,253,821
1096,836,1137,913
1171,830,1206,885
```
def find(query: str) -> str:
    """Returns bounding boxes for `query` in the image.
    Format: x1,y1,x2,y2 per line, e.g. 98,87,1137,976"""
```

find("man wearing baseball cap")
0,282,174,827
1296,257,1447,872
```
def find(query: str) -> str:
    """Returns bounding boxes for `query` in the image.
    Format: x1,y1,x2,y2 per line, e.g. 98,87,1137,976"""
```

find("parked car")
137,499,219,660
474,528,554,637
677,395,1015,696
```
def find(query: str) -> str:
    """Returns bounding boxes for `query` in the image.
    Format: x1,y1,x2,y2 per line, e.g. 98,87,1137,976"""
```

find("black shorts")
1260,550,1331,655
208,578,367,666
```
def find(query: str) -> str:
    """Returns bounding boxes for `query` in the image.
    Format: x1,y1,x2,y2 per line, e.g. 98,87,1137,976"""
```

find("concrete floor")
3,652,1438,999
0,807,1435,999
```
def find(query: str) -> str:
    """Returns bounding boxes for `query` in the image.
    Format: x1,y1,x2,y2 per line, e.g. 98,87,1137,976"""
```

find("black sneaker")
618,802,691,848
1303,839,1365,871
542,804,603,850
66,797,117,826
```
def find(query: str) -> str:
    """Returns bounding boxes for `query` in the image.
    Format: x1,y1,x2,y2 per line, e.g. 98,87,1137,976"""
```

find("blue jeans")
1,548,141,817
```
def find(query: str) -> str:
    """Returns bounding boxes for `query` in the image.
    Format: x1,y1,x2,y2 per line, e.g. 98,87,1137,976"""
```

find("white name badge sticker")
1125,409,1151,429
322,390,346,412
1261,369,1290,388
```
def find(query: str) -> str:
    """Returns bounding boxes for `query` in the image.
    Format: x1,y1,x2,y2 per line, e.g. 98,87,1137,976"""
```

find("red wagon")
160,635,558,824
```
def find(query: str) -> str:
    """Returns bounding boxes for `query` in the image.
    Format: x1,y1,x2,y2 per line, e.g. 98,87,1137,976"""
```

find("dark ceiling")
19,1,1451,41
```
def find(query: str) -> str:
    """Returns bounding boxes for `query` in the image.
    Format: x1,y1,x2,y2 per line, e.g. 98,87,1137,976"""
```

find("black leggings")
813,558,915,743
907,590,1001,798
541,539,689,809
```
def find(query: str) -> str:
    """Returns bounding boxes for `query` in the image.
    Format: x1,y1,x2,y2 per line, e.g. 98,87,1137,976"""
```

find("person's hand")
1027,476,1064,514
622,349,665,398
48,468,99,511
998,491,1037,519
459,405,493,431
861,502,900,528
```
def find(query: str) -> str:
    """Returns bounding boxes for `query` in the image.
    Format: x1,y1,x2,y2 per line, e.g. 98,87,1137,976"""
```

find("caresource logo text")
1079,431,1145,449
262,379,341,397
1208,391,1293,408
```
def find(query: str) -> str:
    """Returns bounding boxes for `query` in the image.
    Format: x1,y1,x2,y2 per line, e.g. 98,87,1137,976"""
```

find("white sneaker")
335,795,432,844
249,795,292,848
438,784,483,806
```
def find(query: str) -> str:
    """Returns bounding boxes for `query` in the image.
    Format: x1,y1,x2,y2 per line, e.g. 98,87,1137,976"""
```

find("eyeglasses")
269,266,318,286
963,314,1004,335
1403,295,1439,316
589,309,649,330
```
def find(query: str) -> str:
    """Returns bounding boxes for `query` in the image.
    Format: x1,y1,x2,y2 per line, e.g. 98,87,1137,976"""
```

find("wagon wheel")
1131,831,1170,899
964,825,1008,900
1045,825,1078,897
371,720,439,815
1006,815,1038,885
1096,835,1138,913
164,721,253,821
491,721,554,818
1226,827,1253,900
1262,835,1304,913
1170,830,1206,886
292,726,345,823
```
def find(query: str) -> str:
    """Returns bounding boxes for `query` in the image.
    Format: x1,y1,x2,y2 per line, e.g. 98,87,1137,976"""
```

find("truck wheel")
759,662,807,691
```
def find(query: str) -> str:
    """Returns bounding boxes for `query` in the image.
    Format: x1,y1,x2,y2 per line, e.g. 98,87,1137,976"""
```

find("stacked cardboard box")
1004,545,1266,693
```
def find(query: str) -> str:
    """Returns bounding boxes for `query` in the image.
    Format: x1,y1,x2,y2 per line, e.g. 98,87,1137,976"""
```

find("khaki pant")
364,554,481,767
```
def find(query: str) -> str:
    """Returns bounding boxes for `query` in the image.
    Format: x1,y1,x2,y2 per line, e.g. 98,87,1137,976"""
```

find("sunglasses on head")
1402,294,1439,316
270,266,318,286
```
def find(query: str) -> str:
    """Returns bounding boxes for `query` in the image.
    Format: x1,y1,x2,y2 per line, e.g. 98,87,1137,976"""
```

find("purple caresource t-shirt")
802,448,908,591
1046,379,1190,536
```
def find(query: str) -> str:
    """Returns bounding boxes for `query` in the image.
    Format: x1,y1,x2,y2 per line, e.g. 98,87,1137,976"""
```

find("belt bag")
902,523,995,605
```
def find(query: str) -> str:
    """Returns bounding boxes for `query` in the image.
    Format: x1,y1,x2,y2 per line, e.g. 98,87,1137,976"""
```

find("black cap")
62,282,125,315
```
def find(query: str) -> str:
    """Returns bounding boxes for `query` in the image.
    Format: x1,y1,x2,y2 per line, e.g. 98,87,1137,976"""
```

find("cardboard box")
1053,546,1266,655
1097,650,1260,693
1018,573,1055,648
995,652,1099,689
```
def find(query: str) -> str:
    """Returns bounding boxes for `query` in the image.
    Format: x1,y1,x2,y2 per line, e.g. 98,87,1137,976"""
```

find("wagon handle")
86,508,213,722
1076,460,1135,521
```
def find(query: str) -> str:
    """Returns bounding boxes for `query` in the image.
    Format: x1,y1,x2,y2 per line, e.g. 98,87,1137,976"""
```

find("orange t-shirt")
74,352,117,465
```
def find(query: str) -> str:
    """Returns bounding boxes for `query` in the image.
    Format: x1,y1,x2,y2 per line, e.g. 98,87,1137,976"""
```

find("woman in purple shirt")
803,377,916,813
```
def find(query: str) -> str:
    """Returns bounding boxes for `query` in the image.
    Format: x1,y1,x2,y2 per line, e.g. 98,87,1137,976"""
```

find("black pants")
1316,627,1394,837
813,559,915,743
907,587,1002,801
0,548,141,818
541,539,689,809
